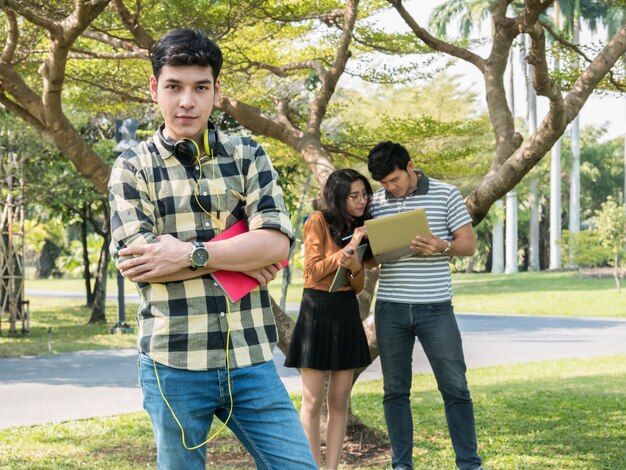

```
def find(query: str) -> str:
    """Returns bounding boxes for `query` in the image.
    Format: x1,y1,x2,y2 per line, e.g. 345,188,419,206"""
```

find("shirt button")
202,191,208,196
220,312,225,317
195,165,200,171
214,282,218,287
205,222,210,227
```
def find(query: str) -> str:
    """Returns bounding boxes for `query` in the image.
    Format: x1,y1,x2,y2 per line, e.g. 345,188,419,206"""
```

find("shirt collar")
384,169,429,200
153,122,236,161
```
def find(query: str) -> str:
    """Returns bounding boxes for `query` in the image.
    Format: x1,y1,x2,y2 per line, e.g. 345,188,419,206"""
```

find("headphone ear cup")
174,139,198,166
203,127,217,157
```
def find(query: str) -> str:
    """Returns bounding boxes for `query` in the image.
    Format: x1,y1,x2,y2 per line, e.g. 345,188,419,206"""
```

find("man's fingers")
118,245,147,257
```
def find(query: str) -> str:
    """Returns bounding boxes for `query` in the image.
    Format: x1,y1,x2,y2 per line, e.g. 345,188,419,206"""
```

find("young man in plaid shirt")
109,28,316,470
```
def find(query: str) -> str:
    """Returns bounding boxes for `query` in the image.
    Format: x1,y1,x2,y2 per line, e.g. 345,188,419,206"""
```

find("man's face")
379,161,414,198
150,65,220,144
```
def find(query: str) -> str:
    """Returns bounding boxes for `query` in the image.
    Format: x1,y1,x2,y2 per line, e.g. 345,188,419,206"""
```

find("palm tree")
525,33,540,271
568,0,582,268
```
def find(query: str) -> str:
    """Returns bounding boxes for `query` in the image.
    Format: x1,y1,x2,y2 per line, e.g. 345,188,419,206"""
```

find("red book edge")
208,220,288,303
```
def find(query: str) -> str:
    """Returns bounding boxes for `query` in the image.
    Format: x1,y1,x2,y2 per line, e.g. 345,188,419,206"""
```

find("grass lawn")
23,270,626,317
0,355,624,469
451,271,626,317
0,298,137,358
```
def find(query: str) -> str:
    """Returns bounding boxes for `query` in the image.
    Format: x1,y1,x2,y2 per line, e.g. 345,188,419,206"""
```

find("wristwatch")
441,240,452,256
189,241,209,270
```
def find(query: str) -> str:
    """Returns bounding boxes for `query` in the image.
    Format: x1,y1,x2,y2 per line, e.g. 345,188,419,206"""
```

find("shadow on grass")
353,370,626,469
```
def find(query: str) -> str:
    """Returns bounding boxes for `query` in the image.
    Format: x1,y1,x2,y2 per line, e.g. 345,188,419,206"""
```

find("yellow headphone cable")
153,130,233,449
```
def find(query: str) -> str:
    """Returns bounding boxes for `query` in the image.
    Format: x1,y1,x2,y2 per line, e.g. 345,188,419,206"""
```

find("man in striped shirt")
367,141,483,470
109,29,316,469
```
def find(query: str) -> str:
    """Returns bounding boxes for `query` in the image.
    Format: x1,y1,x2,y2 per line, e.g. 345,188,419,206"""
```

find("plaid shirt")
109,126,293,371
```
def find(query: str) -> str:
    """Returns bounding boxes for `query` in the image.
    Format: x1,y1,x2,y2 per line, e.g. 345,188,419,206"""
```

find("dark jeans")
375,300,481,470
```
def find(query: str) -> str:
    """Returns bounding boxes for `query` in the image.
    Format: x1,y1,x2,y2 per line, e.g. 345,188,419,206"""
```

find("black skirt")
284,288,372,371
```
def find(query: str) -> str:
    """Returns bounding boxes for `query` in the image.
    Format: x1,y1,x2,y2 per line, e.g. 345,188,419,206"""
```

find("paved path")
1,313,625,430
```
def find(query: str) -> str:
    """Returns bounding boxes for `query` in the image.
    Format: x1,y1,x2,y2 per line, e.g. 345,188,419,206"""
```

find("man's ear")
406,160,414,173
214,80,221,101
149,75,158,102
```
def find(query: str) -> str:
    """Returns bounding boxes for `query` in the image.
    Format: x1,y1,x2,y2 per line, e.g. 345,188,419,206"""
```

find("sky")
359,0,625,141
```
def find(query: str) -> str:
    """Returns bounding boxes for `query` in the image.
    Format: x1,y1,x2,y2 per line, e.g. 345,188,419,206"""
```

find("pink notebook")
209,220,288,303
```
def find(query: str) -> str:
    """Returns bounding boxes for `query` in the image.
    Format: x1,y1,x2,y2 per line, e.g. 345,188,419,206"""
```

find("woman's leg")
300,368,326,467
325,369,355,470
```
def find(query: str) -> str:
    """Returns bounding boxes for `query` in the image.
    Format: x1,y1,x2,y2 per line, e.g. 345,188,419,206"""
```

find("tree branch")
386,0,486,72
540,18,626,92
240,59,327,78
65,73,150,104
526,23,563,106
215,94,303,148
308,0,359,134
0,61,46,123
564,22,626,121
276,99,300,133
81,29,143,52
68,49,148,60
0,92,44,133
467,22,626,224
1,8,18,64
110,0,155,50
0,0,61,34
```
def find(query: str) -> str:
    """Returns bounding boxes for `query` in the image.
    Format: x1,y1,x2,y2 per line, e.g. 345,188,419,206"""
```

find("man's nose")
179,90,194,108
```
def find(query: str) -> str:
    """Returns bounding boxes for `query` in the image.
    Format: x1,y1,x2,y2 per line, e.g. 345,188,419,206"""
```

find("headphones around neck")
173,122,218,166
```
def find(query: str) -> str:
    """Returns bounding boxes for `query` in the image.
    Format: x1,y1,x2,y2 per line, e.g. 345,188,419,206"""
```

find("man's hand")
410,234,446,256
117,234,191,282
242,263,283,286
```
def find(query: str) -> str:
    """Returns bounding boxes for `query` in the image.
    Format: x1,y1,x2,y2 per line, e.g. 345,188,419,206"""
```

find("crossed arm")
116,229,289,285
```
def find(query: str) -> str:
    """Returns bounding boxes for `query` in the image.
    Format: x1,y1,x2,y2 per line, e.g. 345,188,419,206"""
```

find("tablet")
328,244,368,292
364,208,430,263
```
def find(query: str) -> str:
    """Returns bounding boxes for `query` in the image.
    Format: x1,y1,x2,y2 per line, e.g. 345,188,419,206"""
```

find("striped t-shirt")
369,170,472,304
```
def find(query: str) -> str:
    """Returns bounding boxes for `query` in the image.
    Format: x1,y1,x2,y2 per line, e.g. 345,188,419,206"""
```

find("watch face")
192,247,209,267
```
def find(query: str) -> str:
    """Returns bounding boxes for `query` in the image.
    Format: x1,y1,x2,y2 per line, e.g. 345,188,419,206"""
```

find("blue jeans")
138,355,317,470
375,301,481,470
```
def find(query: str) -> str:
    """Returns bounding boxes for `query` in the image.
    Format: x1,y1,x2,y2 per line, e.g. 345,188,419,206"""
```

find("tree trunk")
549,139,563,270
505,191,518,273
280,174,312,311
614,253,621,292
35,239,61,279
504,51,518,274
526,35,540,272
81,214,95,307
623,96,626,209
87,233,110,324
528,179,540,271
491,200,504,273
568,1,581,268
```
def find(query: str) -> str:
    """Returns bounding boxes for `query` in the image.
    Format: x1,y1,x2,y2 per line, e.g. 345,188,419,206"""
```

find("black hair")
367,141,411,181
151,28,223,81
321,169,373,251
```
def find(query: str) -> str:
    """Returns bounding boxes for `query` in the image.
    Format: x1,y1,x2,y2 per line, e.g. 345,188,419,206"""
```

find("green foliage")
593,196,626,270
328,74,493,181
558,229,610,268
56,233,107,277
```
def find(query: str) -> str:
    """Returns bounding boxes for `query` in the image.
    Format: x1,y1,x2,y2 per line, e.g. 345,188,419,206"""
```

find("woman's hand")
339,246,362,275
346,226,367,251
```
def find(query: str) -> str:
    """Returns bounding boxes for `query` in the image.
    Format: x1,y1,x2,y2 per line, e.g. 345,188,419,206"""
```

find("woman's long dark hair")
321,169,373,249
